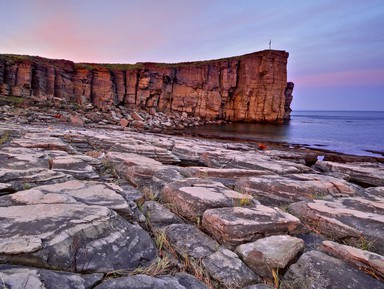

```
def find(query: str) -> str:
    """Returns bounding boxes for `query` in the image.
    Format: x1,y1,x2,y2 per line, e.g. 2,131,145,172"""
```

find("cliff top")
0,49,288,71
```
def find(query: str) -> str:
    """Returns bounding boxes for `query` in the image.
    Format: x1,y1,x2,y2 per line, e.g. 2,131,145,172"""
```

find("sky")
1,0,383,111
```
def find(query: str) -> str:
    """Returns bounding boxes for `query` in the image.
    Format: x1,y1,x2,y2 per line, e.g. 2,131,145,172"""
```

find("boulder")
161,178,255,220
164,224,219,259
235,235,304,278
202,206,303,248
0,204,156,273
283,250,384,289
288,197,384,254
202,248,261,288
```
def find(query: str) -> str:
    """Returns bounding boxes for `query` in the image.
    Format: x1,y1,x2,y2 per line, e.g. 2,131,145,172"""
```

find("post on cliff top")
269,39,272,49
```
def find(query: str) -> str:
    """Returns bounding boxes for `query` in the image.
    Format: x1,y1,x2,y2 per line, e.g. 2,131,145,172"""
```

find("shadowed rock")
283,250,384,289
141,201,184,230
202,248,261,288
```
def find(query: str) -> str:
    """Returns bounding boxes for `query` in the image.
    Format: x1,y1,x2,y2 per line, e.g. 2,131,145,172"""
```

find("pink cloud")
293,69,384,87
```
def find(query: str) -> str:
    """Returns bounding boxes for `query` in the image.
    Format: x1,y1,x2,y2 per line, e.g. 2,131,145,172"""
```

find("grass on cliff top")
0,54,74,68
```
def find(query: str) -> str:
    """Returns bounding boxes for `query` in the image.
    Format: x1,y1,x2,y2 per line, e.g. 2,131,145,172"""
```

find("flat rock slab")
161,178,255,220
200,150,311,175
0,180,131,217
179,167,275,179
0,264,103,289
235,173,361,206
289,197,384,254
0,203,156,273
315,161,384,187
164,224,219,258
283,250,384,289
202,248,261,288
321,240,384,279
11,133,76,153
0,168,73,192
94,273,210,289
236,235,304,278
202,206,303,248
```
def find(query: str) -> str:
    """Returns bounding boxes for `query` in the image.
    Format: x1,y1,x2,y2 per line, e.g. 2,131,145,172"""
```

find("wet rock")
321,240,384,279
283,250,384,289
0,203,156,273
141,201,184,230
202,206,303,248
161,178,255,220
202,248,261,288
94,273,209,289
164,224,220,258
288,197,384,254
235,235,304,279
315,161,384,187
235,173,361,206
0,264,104,289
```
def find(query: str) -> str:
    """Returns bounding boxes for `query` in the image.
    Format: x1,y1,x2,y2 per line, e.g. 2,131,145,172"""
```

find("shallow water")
186,111,384,157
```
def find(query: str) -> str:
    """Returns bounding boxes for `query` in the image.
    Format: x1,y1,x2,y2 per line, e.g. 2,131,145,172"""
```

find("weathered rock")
161,178,255,220
242,285,275,289
70,115,85,127
315,161,384,187
235,235,304,278
202,206,303,248
141,201,184,230
0,180,132,217
0,264,103,289
202,248,261,288
235,173,361,206
94,273,210,289
283,250,384,289
288,197,384,254
200,150,310,174
0,203,156,273
11,133,76,153
365,186,384,197
321,240,384,279
179,167,274,179
164,224,219,258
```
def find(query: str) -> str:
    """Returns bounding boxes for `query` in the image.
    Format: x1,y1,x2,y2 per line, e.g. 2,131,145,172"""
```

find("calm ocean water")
187,111,384,157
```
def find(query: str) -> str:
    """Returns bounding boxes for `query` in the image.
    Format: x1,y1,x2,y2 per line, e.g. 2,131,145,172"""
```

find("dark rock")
283,250,384,289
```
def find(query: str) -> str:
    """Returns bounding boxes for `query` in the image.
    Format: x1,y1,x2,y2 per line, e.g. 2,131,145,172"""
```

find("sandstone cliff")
0,50,293,122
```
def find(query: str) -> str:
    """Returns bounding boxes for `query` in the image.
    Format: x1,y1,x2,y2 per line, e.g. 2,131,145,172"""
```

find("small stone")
120,118,129,127
69,114,84,127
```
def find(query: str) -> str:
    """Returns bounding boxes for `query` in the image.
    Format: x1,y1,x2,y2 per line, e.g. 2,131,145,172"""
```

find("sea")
186,111,384,157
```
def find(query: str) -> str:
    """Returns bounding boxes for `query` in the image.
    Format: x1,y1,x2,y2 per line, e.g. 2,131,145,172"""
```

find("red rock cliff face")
0,50,293,122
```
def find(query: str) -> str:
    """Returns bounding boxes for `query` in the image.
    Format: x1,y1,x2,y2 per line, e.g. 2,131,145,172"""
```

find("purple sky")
1,0,383,111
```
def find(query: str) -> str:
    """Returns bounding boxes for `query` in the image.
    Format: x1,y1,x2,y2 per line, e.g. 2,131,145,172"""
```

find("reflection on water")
185,111,384,157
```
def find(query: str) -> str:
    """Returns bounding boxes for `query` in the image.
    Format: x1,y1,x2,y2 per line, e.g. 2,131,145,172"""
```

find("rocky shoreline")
1,104,384,288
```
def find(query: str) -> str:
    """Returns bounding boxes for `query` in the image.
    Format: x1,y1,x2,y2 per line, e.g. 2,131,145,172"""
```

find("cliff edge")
0,50,293,122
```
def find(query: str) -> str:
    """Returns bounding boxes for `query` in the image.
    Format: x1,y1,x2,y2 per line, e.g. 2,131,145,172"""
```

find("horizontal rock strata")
0,50,292,122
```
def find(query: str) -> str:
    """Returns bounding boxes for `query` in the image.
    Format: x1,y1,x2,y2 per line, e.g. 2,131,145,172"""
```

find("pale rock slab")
288,197,384,254
0,264,103,289
161,178,255,220
235,173,361,206
202,206,303,248
315,161,384,187
0,204,156,273
235,235,304,278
